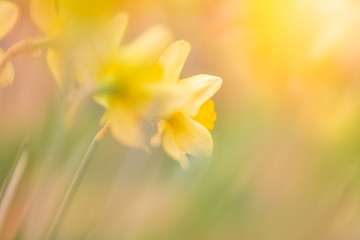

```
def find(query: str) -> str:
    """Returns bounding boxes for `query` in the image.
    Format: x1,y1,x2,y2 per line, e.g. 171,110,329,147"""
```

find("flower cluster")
0,1,222,167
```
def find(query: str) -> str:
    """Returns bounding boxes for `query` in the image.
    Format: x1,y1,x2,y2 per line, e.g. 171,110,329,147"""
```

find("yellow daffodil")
151,41,222,167
73,14,185,149
78,33,222,167
0,1,18,87
30,0,119,87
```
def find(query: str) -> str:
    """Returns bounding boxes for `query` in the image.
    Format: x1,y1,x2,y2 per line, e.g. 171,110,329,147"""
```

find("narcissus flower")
151,41,222,167
30,0,119,87
0,1,18,87
73,14,184,148
78,31,222,166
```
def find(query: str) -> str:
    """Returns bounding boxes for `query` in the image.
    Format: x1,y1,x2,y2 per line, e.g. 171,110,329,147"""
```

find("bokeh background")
2,0,360,239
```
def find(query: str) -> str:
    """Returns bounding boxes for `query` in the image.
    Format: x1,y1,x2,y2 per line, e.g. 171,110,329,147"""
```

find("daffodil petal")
0,49,14,87
170,113,213,158
46,48,65,88
0,1,18,40
180,74,222,116
93,94,109,108
91,12,128,61
108,106,145,148
121,24,173,64
158,40,191,84
30,0,58,33
163,126,188,164
108,12,128,50
72,41,102,88
143,82,189,118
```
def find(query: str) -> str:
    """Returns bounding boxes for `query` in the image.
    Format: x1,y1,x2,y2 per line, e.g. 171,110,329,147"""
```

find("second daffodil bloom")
30,0,119,88
0,1,18,87
151,41,222,167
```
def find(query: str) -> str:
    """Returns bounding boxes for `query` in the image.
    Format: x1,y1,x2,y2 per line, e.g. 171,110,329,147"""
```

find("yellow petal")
108,106,145,148
191,99,217,131
0,1,19,39
0,49,14,87
92,12,128,61
169,113,213,158
158,40,191,84
121,24,173,65
30,0,58,33
108,12,128,51
162,125,188,165
46,48,65,88
93,94,109,109
179,74,222,116
58,0,118,23
142,82,189,118
72,42,100,88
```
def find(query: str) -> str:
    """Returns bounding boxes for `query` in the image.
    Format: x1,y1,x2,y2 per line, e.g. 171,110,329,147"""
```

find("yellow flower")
30,0,119,87
0,1,18,87
73,14,184,148
151,41,222,167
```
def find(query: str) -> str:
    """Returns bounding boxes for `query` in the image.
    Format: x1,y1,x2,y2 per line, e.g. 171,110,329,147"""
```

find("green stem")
45,122,110,240
0,137,29,233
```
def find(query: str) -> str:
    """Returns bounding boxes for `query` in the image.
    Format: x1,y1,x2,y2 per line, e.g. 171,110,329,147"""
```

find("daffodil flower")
0,1,18,87
151,41,222,167
73,13,182,149
30,0,120,87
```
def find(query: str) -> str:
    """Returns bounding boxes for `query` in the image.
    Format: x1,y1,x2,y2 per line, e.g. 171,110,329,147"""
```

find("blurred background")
2,0,360,239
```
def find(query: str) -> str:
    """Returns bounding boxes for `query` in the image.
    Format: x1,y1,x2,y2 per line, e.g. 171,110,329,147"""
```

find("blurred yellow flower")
74,13,183,148
151,41,222,167
0,1,18,87
30,0,119,87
